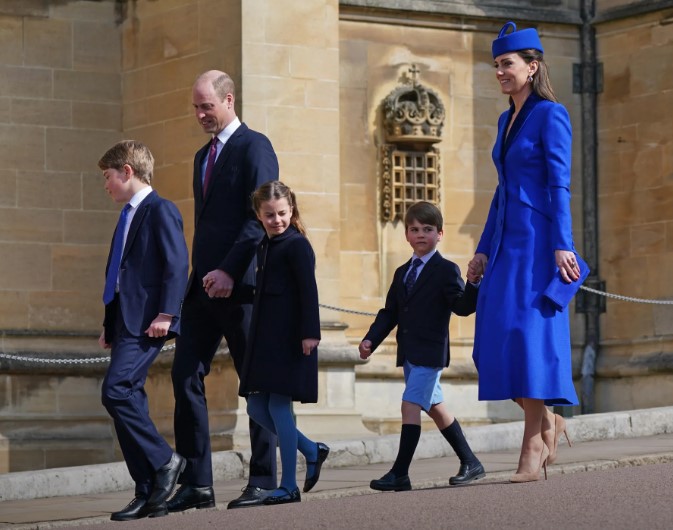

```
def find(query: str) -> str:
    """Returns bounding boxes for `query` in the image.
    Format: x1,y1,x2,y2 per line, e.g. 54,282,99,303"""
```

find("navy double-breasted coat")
239,226,321,403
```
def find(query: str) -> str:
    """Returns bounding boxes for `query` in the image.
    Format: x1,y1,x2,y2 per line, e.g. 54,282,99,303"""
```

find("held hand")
98,329,111,349
203,269,235,298
144,314,172,338
467,253,488,281
359,340,372,360
466,270,481,284
302,338,320,356
555,250,581,283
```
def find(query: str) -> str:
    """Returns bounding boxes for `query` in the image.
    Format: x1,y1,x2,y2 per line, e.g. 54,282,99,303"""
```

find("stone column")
241,0,367,438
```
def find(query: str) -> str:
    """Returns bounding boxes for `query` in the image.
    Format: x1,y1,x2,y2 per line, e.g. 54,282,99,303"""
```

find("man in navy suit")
168,70,279,512
98,140,189,521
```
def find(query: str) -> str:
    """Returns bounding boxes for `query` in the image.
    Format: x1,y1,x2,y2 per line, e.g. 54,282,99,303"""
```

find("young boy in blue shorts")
359,201,484,491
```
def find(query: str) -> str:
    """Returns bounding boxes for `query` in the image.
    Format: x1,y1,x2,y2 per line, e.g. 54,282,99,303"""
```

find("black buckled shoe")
449,461,486,485
227,485,271,509
262,487,301,505
167,484,215,512
369,471,412,492
303,442,330,493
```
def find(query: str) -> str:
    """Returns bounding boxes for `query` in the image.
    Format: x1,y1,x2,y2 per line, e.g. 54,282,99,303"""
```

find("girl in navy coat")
239,181,329,504
468,22,580,483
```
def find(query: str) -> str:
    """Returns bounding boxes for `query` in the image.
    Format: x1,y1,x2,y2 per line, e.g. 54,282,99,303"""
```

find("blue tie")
404,258,423,294
103,204,131,305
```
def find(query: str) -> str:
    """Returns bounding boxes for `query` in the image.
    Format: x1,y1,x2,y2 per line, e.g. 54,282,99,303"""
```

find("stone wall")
0,0,122,336
593,8,673,411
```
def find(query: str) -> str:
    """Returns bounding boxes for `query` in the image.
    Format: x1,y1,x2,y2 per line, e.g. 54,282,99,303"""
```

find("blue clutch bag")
542,253,590,311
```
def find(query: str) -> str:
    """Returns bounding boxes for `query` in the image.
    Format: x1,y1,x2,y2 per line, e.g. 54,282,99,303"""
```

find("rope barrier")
1,288,671,365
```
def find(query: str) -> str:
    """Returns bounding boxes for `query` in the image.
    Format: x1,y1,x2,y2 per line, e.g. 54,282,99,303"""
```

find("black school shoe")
370,471,412,492
449,461,486,485
303,442,331,492
262,487,301,505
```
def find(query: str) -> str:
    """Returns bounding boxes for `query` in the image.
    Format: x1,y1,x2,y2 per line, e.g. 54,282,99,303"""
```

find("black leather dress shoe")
370,471,412,492
110,496,168,521
147,452,186,507
303,442,330,493
227,485,271,509
262,487,301,505
167,484,215,512
110,496,148,521
449,461,486,485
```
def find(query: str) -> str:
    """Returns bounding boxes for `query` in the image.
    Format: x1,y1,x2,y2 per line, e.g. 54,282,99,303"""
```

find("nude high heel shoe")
548,414,572,465
510,443,549,483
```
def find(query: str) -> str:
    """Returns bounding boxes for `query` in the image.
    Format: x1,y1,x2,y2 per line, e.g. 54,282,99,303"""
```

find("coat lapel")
121,191,155,262
193,142,209,214
201,123,249,207
405,252,441,300
400,252,442,300
501,93,542,159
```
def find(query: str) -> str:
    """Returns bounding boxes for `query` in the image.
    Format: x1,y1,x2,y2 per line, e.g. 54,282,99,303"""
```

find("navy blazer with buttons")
104,190,189,339
189,122,279,300
363,251,478,368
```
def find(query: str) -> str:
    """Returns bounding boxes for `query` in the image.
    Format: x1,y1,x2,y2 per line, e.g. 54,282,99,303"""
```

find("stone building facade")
0,0,672,471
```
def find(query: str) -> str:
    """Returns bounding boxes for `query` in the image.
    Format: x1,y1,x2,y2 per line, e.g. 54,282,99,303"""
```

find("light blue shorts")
402,361,444,411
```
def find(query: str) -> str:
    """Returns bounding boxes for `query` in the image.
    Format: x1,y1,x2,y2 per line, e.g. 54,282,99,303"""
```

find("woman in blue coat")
468,22,580,483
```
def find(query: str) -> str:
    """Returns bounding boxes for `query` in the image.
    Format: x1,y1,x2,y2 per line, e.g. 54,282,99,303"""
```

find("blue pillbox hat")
492,21,544,58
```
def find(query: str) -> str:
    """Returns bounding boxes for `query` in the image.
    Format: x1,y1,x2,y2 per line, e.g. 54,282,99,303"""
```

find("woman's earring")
528,75,533,83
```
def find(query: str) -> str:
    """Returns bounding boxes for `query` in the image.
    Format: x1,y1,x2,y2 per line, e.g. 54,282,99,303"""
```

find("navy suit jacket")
104,191,189,338
363,252,478,368
189,123,279,299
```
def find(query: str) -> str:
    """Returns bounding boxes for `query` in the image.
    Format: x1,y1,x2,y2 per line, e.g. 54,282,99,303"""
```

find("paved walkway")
1,407,673,528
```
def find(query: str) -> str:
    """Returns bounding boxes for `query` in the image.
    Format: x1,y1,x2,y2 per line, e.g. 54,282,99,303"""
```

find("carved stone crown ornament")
380,65,445,223
383,64,445,147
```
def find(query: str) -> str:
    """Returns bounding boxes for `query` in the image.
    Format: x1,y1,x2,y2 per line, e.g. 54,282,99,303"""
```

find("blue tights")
247,392,318,495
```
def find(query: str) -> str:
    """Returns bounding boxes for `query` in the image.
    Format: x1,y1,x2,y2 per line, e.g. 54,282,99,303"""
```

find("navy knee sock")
390,424,421,478
441,419,478,464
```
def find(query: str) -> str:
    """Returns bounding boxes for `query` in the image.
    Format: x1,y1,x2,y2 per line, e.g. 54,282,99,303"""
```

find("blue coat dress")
473,93,579,406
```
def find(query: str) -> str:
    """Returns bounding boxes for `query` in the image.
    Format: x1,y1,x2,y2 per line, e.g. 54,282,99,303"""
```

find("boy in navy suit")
98,140,189,521
359,201,484,491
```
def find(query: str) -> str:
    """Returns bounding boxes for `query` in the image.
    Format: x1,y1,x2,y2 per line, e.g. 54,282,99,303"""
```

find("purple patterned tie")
202,136,219,197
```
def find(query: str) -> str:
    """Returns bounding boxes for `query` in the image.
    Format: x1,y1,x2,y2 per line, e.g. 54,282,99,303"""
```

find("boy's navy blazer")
189,123,278,298
363,251,478,368
105,190,189,338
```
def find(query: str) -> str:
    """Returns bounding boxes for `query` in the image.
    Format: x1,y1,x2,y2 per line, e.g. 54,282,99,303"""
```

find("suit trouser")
101,299,173,497
172,283,278,488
